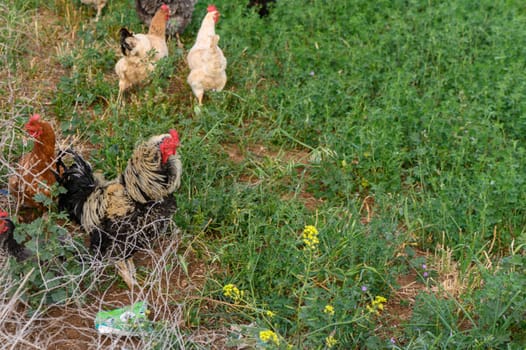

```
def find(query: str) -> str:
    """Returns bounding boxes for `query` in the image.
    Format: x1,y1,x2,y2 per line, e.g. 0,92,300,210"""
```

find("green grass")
1,0,525,348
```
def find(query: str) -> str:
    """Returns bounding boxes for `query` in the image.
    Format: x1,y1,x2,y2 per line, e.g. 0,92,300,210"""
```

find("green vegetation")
0,0,525,348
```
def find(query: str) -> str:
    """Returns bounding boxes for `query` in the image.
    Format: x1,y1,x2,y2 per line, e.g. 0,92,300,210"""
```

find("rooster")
81,0,107,21
0,211,32,262
115,4,170,97
9,114,57,216
187,5,227,105
56,130,182,289
135,0,198,47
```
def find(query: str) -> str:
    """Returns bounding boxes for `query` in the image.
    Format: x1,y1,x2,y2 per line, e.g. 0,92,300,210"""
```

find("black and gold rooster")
56,130,182,288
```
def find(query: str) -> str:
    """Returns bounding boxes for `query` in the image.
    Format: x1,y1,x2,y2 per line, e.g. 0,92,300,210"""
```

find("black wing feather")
56,149,97,224
119,27,135,56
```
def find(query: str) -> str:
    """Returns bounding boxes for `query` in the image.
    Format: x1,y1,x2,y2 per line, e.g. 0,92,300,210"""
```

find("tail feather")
56,149,97,224
119,27,135,56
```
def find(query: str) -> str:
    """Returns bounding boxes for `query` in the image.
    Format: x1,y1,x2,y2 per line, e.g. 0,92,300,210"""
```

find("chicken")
81,0,107,22
247,0,276,17
115,4,170,98
187,5,227,105
56,130,182,289
135,0,197,47
9,114,57,216
0,211,32,262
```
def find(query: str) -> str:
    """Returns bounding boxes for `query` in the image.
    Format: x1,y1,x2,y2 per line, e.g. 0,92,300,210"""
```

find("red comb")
0,211,7,234
161,4,169,11
207,4,217,12
169,129,180,147
160,130,180,164
29,114,41,123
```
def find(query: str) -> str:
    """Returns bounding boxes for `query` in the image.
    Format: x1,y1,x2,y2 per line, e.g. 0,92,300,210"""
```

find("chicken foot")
115,258,137,289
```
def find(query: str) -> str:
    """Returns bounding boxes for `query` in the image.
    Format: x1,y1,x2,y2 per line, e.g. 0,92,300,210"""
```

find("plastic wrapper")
95,301,151,336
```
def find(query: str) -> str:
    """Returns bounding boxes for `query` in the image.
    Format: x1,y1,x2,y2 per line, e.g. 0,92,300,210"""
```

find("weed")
0,0,525,348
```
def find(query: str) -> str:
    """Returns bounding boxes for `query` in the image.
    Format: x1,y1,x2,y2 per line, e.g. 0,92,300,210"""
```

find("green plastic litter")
95,301,152,336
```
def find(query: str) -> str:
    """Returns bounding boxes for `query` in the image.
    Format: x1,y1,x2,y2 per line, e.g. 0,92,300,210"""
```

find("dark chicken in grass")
0,211,32,262
56,130,182,289
247,0,275,17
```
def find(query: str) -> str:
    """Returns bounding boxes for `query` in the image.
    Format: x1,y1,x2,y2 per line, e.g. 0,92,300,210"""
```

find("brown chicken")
9,114,57,214
135,0,198,47
187,5,227,105
115,4,170,98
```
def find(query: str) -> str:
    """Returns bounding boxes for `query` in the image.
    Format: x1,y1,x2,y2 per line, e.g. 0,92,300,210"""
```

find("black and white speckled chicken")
0,210,32,262
56,130,182,289
135,0,198,47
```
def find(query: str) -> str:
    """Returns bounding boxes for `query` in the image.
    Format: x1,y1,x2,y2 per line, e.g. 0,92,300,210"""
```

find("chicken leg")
115,258,137,289
176,33,184,49
94,0,106,22
189,85,204,105
117,90,123,105
116,87,127,106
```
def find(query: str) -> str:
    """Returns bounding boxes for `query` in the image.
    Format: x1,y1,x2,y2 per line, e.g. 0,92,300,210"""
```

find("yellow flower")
302,225,320,249
222,284,244,302
265,310,276,318
367,295,387,315
259,329,280,345
323,304,335,316
325,335,337,348
374,296,387,304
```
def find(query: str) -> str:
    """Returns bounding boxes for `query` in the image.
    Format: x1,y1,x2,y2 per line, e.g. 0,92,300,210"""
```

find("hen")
187,5,227,105
81,0,107,21
0,211,32,262
115,4,170,97
135,0,197,47
9,114,57,215
56,130,182,289
247,0,276,17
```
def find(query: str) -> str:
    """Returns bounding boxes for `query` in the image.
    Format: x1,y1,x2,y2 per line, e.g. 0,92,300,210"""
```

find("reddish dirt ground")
224,142,324,210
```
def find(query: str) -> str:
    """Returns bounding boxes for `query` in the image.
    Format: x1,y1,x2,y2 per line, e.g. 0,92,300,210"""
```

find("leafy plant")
10,210,91,309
